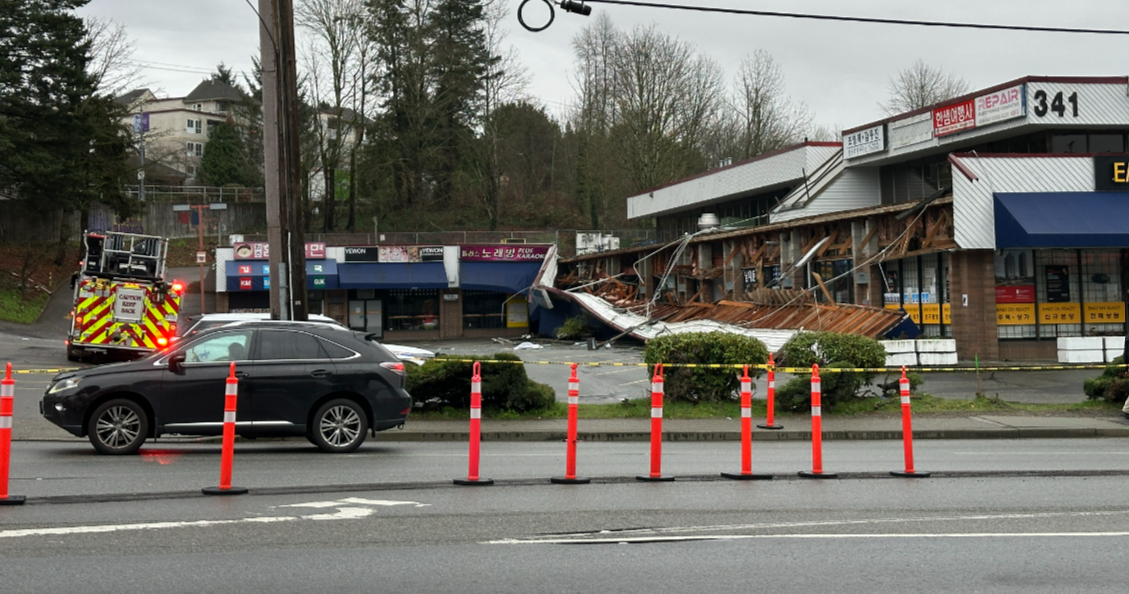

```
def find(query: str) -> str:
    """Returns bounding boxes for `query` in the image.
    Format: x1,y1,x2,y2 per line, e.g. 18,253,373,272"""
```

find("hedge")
643,332,769,403
775,331,887,412
406,352,556,412
1083,355,1129,404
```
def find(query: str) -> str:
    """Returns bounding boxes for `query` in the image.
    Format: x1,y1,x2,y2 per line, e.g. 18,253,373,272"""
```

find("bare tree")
611,25,723,194
84,17,143,97
726,50,814,160
296,0,362,231
882,59,970,115
478,0,530,229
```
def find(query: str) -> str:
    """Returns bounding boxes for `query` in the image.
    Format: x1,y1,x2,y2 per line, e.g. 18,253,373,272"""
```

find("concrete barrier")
1058,337,1105,364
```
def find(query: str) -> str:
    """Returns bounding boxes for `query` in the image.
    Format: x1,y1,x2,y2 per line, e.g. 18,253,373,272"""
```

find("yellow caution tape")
429,359,1127,373
10,368,82,374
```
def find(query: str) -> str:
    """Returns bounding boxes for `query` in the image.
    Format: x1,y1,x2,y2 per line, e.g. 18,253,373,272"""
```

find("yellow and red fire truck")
66,231,183,361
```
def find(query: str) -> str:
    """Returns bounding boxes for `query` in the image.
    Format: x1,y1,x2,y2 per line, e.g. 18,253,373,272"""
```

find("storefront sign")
239,277,252,290
1044,266,1070,302
975,84,1025,127
460,244,550,262
1094,155,1129,192
997,303,1035,325
306,242,326,259
1038,302,1080,324
921,303,941,325
889,112,934,150
843,124,885,159
942,303,951,325
343,247,378,262
234,242,269,260
903,304,921,325
378,245,444,263
234,242,325,260
933,98,976,137
1084,302,1125,324
996,285,1035,304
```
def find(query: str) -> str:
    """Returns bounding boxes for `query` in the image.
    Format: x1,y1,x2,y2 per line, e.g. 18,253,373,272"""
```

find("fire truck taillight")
157,337,168,347
171,282,183,293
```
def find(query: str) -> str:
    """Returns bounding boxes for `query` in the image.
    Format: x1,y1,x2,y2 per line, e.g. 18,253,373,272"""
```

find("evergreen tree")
200,122,255,187
0,0,135,232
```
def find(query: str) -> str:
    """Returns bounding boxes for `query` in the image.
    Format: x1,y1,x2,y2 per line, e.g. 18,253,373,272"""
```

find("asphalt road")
1,465,1127,593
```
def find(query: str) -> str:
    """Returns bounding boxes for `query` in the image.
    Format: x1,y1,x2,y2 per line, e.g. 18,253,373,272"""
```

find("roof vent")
697,213,720,231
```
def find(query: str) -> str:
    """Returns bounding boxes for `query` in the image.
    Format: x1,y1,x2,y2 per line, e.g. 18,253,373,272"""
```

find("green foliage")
776,332,889,412
0,288,51,324
555,315,591,340
405,353,555,412
200,122,256,187
643,332,769,403
1083,355,1129,404
0,0,135,220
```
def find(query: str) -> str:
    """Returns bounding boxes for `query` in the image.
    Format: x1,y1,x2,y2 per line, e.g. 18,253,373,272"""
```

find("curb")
370,427,1129,442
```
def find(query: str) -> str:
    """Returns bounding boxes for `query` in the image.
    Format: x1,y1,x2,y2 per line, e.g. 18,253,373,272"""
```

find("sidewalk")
372,413,1129,442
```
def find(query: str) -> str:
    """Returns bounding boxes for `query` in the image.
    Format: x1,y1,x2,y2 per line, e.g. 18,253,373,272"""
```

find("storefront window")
385,289,439,331
1081,250,1125,336
996,249,1038,339
1034,251,1081,339
463,291,507,329
919,254,942,337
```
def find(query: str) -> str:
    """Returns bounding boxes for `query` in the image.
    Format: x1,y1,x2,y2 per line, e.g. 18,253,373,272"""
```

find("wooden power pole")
258,0,308,320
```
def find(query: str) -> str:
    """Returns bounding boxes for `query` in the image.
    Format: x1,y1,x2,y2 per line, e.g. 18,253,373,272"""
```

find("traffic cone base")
890,470,931,478
0,496,25,505
720,472,773,481
550,476,591,485
202,486,249,495
635,474,675,482
798,470,839,479
756,423,784,430
453,478,494,486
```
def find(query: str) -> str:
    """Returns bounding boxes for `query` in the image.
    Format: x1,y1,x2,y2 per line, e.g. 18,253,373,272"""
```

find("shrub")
1083,355,1129,404
775,332,888,412
406,352,555,412
555,315,591,340
643,332,769,403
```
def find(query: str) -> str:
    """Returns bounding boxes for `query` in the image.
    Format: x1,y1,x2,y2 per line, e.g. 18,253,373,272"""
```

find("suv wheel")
311,398,368,453
88,398,149,455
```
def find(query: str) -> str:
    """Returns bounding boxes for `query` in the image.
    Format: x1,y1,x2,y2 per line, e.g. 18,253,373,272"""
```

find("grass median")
411,394,1122,421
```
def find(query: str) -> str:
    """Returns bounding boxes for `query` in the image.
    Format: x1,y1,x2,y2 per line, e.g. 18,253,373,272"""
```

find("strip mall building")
214,242,556,342
566,76,1129,361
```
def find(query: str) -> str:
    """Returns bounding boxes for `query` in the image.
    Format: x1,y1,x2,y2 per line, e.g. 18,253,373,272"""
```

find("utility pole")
258,0,308,320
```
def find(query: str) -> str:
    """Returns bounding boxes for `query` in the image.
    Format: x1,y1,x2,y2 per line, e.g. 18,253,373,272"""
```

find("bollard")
552,363,590,484
0,363,25,505
799,364,837,479
891,366,929,478
455,361,493,485
722,365,772,481
637,363,674,481
203,362,248,495
757,353,783,430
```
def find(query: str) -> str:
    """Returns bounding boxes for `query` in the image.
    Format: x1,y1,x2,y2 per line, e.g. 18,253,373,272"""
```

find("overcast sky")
78,0,1127,132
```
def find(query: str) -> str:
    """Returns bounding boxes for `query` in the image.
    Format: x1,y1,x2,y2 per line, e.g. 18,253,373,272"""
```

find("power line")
581,0,1129,36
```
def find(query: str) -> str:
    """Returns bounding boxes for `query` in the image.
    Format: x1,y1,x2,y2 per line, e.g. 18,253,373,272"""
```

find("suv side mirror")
168,352,186,371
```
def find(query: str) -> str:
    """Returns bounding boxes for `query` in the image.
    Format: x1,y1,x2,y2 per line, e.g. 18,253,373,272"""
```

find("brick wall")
440,289,461,339
949,249,999,360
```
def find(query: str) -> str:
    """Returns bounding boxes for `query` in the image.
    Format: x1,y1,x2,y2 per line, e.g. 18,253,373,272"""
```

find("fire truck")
66,231,183,361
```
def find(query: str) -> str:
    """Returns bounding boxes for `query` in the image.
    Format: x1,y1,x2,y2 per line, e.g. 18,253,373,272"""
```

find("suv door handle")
310,369,331,378
234,371,250,379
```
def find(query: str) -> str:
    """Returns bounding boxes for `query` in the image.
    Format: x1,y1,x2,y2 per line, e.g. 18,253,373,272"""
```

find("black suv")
41,321,412,454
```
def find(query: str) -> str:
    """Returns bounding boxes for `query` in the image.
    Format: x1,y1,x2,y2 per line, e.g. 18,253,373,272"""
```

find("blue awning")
995,192,1129,248
226,260,269,291
460,261,542,293
306,259,338,290
338,262,448,289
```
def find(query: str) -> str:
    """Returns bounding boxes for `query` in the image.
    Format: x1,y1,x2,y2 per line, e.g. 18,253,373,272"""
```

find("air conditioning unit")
501,238,526,244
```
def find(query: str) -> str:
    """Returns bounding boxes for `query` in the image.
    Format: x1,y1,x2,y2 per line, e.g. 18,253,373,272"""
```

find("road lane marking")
486,510,1129,543
0,498,427,539
486,531,1129,544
